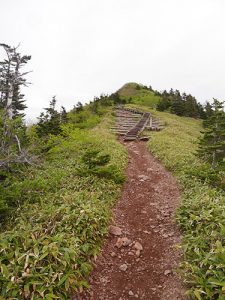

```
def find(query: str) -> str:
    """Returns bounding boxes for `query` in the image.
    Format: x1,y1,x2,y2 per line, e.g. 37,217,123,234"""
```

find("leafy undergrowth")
0,114,127,299
146,110,225,299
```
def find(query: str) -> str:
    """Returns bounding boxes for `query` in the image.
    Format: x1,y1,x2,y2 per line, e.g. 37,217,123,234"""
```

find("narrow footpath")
78,141,185,300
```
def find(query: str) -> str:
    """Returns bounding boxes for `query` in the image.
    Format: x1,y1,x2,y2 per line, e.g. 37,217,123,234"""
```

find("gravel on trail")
74,141,185,300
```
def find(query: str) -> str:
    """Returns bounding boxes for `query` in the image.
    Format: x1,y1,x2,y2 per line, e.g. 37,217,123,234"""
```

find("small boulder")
119,264,128,272
109,225,122,236
110,252,116,257
128,290,134,296
164,270,172,276
138,175,149,181
115,237,132,248
135,249,141,257
133,242,143,251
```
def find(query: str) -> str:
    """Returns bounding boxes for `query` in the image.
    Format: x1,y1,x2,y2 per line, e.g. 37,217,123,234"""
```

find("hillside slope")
136,107,225,299
1,88,224,299
0,112,128,298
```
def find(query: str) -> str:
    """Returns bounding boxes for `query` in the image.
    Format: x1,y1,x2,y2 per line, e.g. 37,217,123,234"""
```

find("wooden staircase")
111,106,163,141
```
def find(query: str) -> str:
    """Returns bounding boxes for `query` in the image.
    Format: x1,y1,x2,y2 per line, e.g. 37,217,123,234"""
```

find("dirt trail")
78,141,185,300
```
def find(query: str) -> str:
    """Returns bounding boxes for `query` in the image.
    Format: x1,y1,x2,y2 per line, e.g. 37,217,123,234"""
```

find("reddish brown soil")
76,141,185,300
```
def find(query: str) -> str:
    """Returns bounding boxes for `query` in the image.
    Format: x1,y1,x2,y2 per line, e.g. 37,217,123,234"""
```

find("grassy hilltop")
117,82,160,108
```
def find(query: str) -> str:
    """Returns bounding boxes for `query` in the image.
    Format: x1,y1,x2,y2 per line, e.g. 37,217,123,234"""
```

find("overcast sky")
1,0,225,120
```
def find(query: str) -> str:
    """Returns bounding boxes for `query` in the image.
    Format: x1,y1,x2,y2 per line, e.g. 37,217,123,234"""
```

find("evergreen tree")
98,94,111,106
203,101,214,127
75,101,83,112
197,102,206,119
170,90,185,116
155,88,208,119
197,99,225,169
156,95,171,111
204,101,214,118
60,106,68,123
184,94,199,118
109,92,124,104
0,43,31,119
91,101,98,113
11,87,27,118
36,97,63,137
0,44,31,155
156,89,173,111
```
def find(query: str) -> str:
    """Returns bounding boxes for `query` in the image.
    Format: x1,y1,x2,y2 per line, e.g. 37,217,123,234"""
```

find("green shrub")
92,165,125,184
186,164,225,190
68,110,101,129
81,149,110,169
76,149,125,184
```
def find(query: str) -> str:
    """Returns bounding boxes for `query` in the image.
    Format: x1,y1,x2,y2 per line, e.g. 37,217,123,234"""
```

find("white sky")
1,0,225,120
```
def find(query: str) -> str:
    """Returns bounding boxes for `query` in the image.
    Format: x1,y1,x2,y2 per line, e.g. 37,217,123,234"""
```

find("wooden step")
123,136,137,141
139,136,150,141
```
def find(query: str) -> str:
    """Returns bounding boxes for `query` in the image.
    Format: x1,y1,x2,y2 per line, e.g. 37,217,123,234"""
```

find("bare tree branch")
0,151,38,168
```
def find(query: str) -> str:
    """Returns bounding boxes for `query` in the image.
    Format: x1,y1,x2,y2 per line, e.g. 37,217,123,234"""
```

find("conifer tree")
203,101,214,127
156,88,207,119
197,99,225,169
0,43,31,156
109,92,124,104
170,90,185,116
36,97,65,137
156,95,171,111
90,100,99,113
184,94,199,118
0,43,31,119
75,101,83,112
205,101,214,118
60,106,68,124
197,102,206,119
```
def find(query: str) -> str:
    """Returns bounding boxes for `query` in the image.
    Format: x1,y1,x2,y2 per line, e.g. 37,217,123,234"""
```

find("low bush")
76,149,125,184
185,164,225,191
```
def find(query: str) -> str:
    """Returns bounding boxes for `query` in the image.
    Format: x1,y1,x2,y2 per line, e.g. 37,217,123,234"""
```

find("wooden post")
149,116,152,129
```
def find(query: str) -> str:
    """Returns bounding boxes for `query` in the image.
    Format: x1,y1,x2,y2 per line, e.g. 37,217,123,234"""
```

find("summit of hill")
117,82,161,108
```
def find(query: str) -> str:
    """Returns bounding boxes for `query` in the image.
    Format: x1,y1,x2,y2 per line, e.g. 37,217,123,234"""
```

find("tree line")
0,44,224,173
155,88,211,119
153,87,225,170
0,44,124,161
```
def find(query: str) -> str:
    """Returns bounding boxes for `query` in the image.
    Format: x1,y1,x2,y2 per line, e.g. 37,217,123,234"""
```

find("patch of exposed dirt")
74,141,185,300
